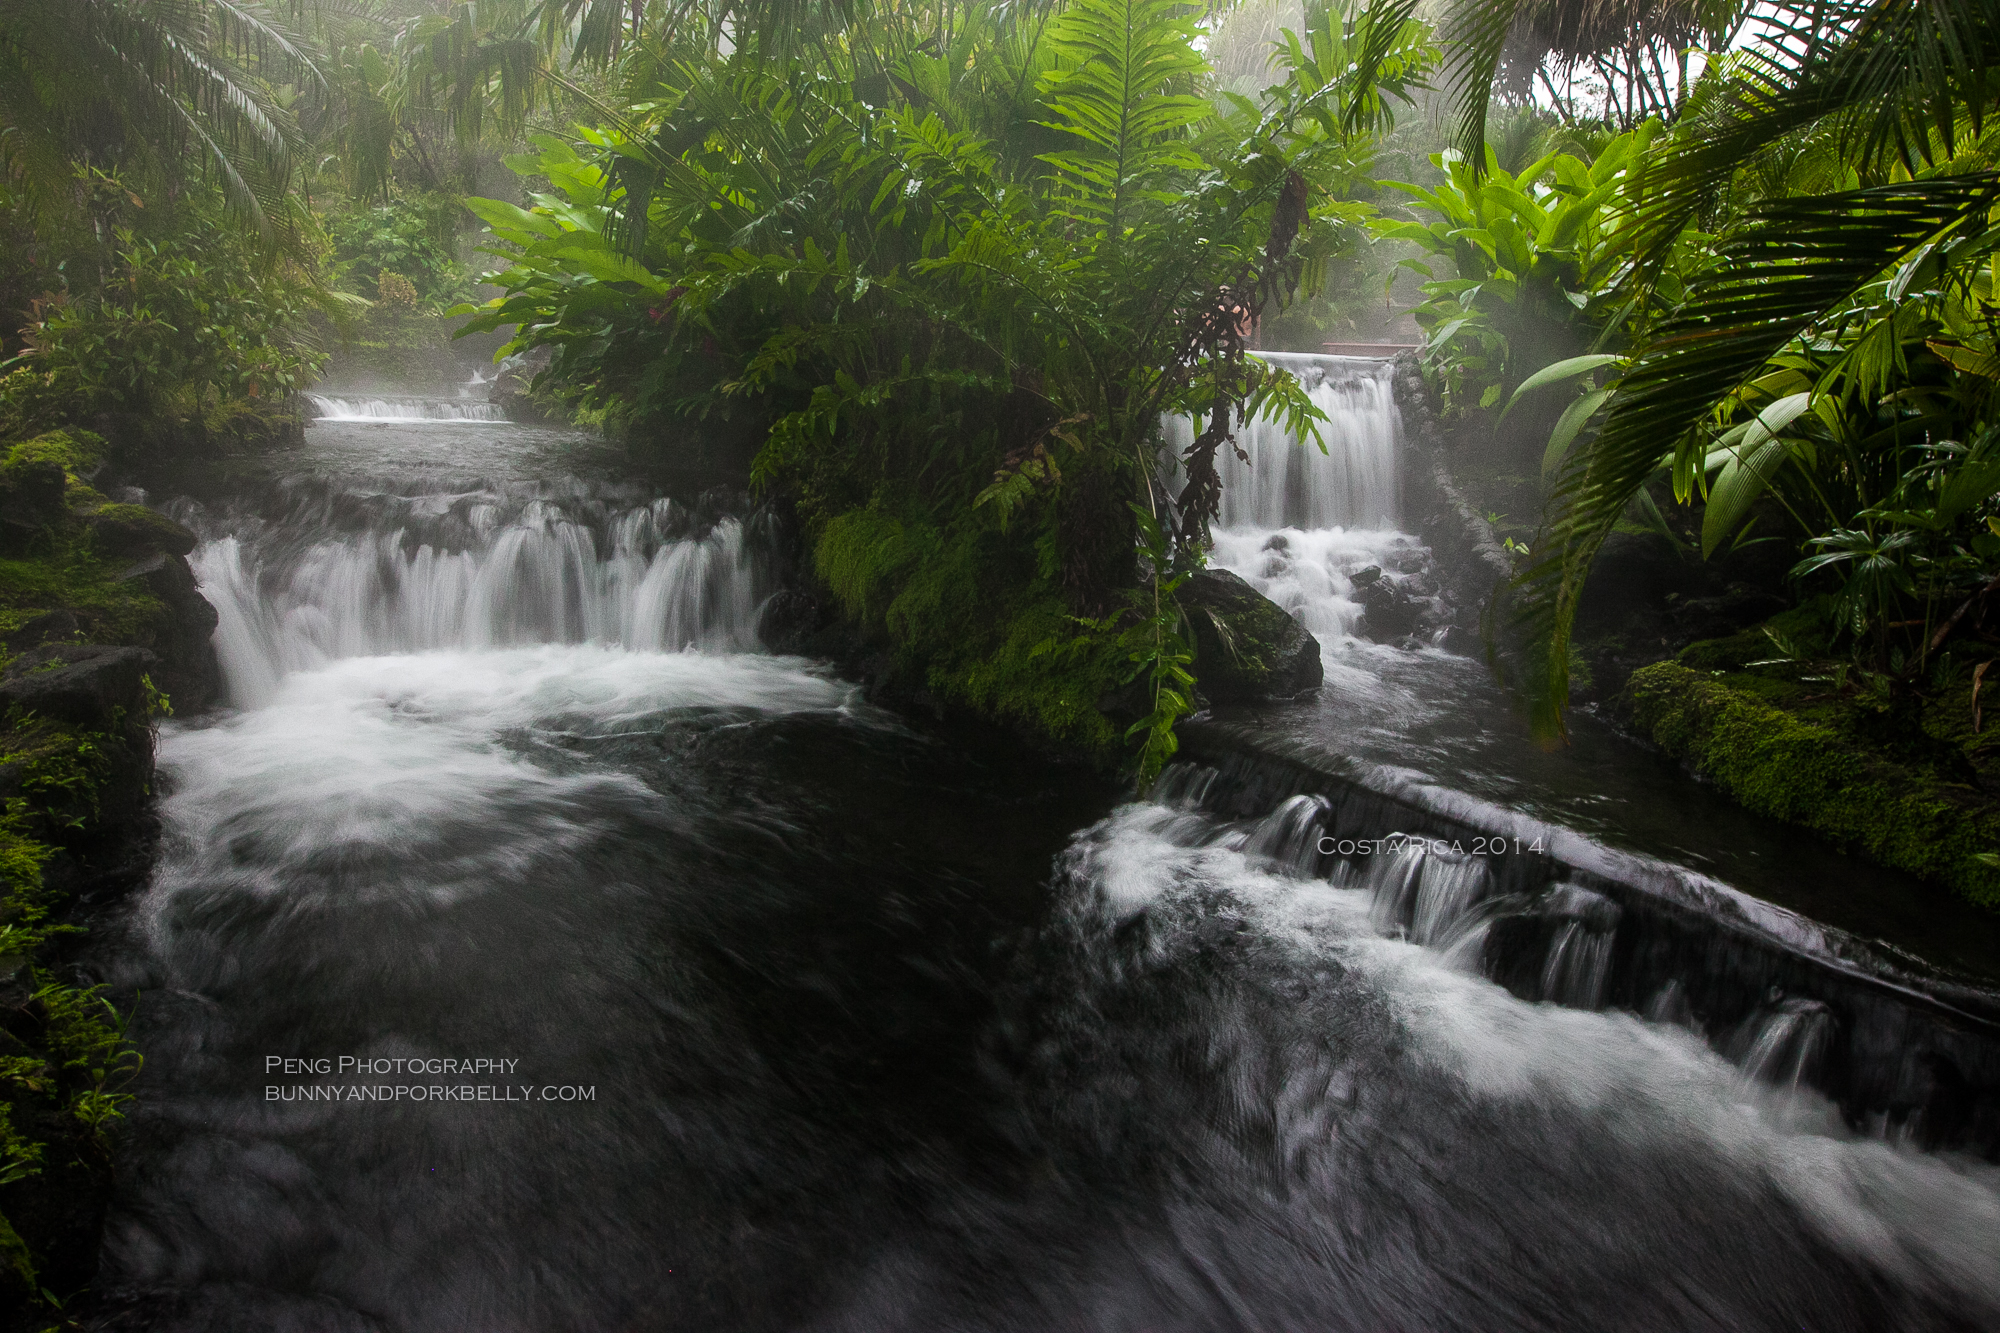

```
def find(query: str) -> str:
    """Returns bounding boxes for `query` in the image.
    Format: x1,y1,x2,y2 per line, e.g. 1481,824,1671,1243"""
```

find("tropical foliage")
1414,0,2000,736
0,0,317,235
459,0,1428,774
0,211,329,438
1376,120,1712,418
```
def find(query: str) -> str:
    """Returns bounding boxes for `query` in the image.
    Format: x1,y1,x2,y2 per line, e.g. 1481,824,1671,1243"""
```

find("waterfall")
187,482,770,709
1735,999,1837,1091
307,393,508,423
1163,353,1403,531
1167,353,1442,654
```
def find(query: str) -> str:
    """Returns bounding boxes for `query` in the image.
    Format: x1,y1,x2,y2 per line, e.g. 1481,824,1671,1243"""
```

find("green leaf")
464,197,564,240
1702,438,1790,557
1502,354,1626,420
1542,386,1610,477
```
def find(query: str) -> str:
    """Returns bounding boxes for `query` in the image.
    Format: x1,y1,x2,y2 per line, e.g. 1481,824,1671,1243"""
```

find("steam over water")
87,414,2000,1330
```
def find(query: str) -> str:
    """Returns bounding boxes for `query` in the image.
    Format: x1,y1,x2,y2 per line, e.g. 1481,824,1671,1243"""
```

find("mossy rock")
81,504,197,559
1677,601,1834,672
1624,662,2000,908
2,431,103,480
0,431,111,545
810,506,1126,762
1181,569,1322,704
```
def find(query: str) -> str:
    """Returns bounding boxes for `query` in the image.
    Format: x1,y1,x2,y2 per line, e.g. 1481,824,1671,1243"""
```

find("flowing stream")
85,395,2000,1331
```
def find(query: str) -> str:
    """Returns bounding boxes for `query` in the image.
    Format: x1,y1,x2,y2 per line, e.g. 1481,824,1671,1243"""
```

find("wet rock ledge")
1172,720,2000,1161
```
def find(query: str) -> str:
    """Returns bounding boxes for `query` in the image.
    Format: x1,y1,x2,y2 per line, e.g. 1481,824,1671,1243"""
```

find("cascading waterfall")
80,391,2000,1333
1165,353,1440,652
1163,352,1402,530
185,478,769,708
306,393,508,423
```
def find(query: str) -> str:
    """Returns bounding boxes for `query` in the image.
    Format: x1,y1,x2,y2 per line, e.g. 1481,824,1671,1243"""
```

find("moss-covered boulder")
0,432,101,540
1624,661,2000,908
1181,568,1322,704
81,503,198,559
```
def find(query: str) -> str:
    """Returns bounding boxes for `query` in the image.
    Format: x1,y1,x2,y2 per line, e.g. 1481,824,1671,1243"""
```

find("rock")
1351,564,1383,587
0,643,159,734
83,503,198,558
0,644,160,839
0,431,104,544
1440,624,1482,656
115,551,222,710
1356,578,1424,642
0,456,69,544
0,610,80,656
489,351,556,425
757,588,825,655
1180,569,1322,703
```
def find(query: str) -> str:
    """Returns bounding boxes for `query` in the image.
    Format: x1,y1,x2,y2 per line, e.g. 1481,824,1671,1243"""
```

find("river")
81,386,2000,1331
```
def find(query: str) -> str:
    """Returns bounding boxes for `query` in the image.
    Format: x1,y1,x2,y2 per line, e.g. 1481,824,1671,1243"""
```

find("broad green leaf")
464,197,563,239
1503,354,1626,419
1543,387,1611,477
1702,437,1789,557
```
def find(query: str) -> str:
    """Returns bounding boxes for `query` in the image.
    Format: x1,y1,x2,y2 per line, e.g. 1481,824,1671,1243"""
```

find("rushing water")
1165,356,2000,983
84,408,2000,1330
306,375,507,424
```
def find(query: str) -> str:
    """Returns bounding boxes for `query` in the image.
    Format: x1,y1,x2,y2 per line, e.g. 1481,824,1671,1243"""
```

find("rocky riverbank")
0,429,218,1326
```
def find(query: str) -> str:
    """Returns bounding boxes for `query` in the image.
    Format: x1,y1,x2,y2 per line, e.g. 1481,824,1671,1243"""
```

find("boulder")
1180,568,1322,704
1356,578,1425,642
84,503,199,558
115,553,222,711
756,587,826,655
0,610,79,656
0,643,159,734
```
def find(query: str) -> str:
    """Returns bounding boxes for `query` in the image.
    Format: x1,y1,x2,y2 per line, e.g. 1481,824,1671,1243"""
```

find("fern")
1035,0,1210,240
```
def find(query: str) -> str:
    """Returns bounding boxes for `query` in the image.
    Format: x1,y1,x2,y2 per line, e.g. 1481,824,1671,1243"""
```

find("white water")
1163,352,1401,531
1165,354,1437,655
148,646,859,910
306,393,508,423
1074,790,2000,1315
194,489,768,709
98,408,2000,1329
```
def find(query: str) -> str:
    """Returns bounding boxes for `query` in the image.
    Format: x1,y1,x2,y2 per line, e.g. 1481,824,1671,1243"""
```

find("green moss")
82,503,197,558
0,551,172,657
935,596,1123,758
1,430,103,479
814,508,937,623
1625,662,2000,908
1677,600,1835,672
811,503,1125,762
0,711,117,828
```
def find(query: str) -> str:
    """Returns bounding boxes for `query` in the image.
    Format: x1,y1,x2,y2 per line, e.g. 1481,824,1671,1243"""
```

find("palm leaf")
1613,0,2000,273
1518,172,2000,738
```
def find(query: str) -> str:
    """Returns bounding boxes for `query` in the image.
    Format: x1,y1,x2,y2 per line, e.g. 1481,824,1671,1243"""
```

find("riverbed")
81,393,2000,1331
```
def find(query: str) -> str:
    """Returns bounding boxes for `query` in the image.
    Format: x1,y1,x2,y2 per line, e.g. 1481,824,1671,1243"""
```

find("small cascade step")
306,393,508,423
1165,729,2000,1159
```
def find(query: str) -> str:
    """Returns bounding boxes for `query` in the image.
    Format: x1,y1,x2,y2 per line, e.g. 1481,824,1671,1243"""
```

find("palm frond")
1035,0,1209,240
1613,0,2000,273
1519,172,2000,737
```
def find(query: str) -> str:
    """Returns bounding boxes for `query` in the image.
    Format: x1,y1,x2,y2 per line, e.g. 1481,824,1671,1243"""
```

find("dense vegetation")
1404,0,2000,743
458,0,1429,771
2,0,2000,1305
